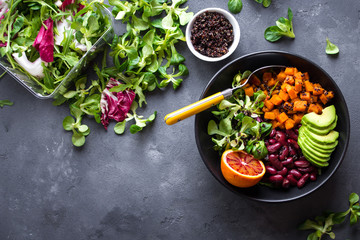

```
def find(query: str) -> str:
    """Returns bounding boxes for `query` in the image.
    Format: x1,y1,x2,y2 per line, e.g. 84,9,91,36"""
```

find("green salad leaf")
254,0,272,7
264,8,295,42
0,100,13,108
299,193,360,240
228,0,243,14
59,0,193,146
326,38,340,55
207,70,270,158
0,0,112,95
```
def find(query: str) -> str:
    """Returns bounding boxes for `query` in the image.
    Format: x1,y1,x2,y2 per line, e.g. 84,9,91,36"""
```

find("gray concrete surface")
0,0,359,239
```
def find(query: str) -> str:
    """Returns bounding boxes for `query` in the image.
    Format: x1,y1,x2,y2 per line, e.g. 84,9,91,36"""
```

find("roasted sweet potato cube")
277,71,287,82
284,67,295,76
324,90,334,99
285,118,296,130
279,90,289,101
294,72,303,80
244,86,254,97
304,81,314,92
270,95,283,105
277,112,289,124
250,75,261,86
284,76,295,85
293,100,308,112
293,113,304,124
312,87,324,96
264,99,274,111
300,92,311,101
294,79,303,92
263,72,273,82
319,94,329,105
264,112,276,120
288,87,298,99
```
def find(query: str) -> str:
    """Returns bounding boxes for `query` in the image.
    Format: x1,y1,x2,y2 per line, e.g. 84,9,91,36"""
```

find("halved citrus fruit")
221,150,265,188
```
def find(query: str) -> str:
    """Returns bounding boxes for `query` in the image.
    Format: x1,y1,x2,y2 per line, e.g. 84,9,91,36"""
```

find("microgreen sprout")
299,192,360,240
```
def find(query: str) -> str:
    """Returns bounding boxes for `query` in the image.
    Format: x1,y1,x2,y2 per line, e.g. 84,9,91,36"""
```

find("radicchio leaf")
60,0,85,12
33,18,54,62
100,78,135,130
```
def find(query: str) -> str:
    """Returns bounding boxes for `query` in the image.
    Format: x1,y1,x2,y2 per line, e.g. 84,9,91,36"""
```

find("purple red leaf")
33,18,54,62
100,78,136,130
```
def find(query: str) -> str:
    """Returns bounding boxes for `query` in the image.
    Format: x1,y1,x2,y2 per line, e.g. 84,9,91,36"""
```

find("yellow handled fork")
164,88,233,125
163,65,286,125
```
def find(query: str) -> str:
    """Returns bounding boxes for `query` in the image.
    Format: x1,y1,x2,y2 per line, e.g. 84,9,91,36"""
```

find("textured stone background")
0,0,359,239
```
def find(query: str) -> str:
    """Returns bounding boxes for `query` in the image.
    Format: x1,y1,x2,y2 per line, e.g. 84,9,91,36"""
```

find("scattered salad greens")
57,0,193,147
0,99,13,108
228,0,243,14
109,0,192,92
299,192,360,240
0,0,112,95
326,38,340,55
254,0,271,8
264,8,295,42
207,70,271,159
57,50,158,147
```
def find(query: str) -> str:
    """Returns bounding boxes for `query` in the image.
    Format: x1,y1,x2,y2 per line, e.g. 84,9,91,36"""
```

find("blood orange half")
221,150,265,188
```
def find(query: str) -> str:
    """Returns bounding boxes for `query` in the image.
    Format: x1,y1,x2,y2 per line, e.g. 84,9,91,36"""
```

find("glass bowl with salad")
194,51,350,202
0,0,114,99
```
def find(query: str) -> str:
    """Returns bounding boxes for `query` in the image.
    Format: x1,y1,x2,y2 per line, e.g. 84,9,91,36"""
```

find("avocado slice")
300,127,339,145
301,105,337,129
301,115,337,135
300,144,330,168
298,128,339,150
298,137,332,159
300,136,335,154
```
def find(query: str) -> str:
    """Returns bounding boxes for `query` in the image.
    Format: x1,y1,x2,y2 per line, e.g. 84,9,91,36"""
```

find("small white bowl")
185,8,240,62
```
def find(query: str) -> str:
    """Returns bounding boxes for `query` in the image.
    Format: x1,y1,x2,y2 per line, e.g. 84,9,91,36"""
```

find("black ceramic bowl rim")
194,50,350,203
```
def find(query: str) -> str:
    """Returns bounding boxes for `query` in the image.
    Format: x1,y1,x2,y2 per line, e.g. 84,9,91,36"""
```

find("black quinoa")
190,11,234,58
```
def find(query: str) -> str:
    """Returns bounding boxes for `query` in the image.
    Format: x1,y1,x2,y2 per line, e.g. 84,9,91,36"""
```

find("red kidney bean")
294,160,311,168
286,174,298,186
309,173,317,181
282,156,293,164
270,129,276,138
289,169,302,179
282,157,294,168
297,173,310,188
275,131,287,146
269,139,277,145
279,145,289,161
298,156,306,162
288,145,297,156
282,178,291,188
298,166,316,173
267,142,282,153
277,167,288,176
269,174,284,184
265,166,277,175
269,154,283,170
286,129,298,141
294,128,299,135
268,154,278,161
264,127,319,189
287,138,300,150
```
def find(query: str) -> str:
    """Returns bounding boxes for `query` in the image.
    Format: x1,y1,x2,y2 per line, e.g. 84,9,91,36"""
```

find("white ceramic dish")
185,8,240,62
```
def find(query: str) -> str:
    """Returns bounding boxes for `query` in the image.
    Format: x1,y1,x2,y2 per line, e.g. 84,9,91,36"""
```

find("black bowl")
194,51,350,202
